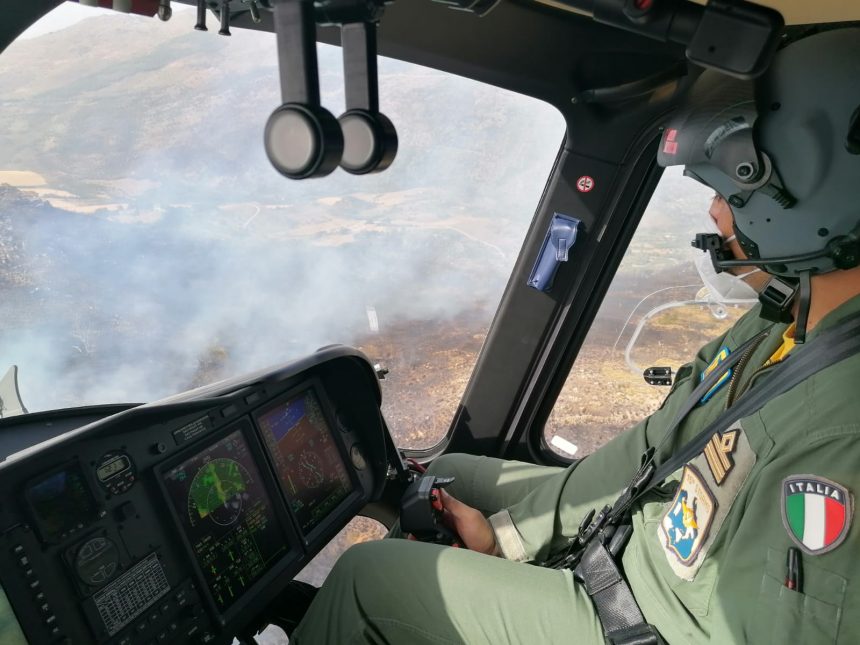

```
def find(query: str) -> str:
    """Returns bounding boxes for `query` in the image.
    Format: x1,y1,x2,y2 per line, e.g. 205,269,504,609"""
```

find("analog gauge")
188,458,250,527
350,444,367,470
298,451,325,488
74,536,120,587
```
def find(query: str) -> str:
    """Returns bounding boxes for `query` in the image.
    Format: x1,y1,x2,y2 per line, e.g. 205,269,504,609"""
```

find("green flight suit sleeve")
489,324,735,562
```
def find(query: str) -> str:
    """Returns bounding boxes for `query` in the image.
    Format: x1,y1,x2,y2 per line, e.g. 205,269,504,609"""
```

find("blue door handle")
527,213,581,292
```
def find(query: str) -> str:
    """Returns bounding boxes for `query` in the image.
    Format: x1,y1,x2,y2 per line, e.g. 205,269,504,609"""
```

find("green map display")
163,429,288,613
189,458,248,526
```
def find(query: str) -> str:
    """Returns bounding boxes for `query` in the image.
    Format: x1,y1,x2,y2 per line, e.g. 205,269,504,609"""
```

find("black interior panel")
0,346,393,645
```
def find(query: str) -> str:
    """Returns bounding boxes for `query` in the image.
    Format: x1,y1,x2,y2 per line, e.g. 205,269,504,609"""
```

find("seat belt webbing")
605,309,860,524
576,539,663,645
574,309,860,644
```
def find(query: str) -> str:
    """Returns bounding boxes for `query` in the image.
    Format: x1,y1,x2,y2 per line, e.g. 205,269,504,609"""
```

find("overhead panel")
534,0,860,25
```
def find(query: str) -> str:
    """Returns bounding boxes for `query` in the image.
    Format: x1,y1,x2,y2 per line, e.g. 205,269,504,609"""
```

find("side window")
294,517,387,586
544,168,755,458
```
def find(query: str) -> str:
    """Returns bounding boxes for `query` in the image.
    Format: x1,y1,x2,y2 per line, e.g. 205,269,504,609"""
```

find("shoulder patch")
703,429,738,485
782,475,853,555
657,421,756,581
660,465,715,565
699,346,732,404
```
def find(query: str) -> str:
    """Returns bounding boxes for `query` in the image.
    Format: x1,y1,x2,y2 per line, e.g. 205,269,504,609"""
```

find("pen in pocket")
785,547,802,592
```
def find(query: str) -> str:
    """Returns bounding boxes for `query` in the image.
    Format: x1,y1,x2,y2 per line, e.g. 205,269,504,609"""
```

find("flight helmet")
658,28,860,341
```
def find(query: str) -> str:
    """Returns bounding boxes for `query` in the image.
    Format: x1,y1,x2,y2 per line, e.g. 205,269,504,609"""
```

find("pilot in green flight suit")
290,28,860,645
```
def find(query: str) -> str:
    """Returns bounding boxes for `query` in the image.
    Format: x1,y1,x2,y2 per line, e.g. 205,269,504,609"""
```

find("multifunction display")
25,463,99,542
162,429,287,612
256,389,353,535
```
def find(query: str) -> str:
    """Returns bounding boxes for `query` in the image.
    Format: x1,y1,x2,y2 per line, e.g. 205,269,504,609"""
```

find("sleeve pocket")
750,547,846,644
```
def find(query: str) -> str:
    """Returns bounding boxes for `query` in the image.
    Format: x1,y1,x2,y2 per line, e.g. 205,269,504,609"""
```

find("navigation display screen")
26,463,99,542
256,389,353,535
162,429,287,612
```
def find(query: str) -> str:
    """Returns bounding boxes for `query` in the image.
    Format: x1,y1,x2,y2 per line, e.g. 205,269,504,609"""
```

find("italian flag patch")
782,476,853,555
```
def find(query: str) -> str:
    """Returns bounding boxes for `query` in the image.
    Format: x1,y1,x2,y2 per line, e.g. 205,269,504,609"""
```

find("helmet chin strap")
757,275,797,324
755,272,813,343
693,231,813,340
692,233,812,345
794,271,812,344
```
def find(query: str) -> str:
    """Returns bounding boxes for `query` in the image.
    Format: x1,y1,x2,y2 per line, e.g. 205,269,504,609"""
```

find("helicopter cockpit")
1,1,859,644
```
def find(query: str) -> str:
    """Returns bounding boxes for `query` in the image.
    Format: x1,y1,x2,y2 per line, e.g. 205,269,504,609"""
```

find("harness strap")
609,308,860,525
574,537,663,645
571,309,860,643
541,331,767,569
637,307,860,509
572,330,768,547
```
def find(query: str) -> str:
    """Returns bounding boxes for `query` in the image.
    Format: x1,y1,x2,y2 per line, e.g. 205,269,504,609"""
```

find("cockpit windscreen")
162,428,288,612
255,389,353,536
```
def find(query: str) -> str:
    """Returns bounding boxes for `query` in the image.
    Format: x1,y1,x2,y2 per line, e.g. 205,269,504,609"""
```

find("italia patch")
699,346,732,404
782,476,853,555
660,466,716,565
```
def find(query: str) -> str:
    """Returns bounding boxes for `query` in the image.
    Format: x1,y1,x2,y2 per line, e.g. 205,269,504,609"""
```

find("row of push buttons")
219,389,264,420
11,543,65,641
116,582,201,645
94,553,170,636
221,389,266,419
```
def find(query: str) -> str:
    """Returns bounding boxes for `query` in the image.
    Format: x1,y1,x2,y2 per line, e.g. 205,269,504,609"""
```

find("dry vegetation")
350,301,746,455
356,310,490,449
547,304,746,454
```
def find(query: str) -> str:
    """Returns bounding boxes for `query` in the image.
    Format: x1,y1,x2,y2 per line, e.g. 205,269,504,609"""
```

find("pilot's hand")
438,489,499,556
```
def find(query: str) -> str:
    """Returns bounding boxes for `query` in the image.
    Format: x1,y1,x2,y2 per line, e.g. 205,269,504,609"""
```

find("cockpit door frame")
424,118,677,466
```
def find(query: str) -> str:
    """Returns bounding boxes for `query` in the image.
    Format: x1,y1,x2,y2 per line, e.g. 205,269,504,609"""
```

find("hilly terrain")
0,10,565,426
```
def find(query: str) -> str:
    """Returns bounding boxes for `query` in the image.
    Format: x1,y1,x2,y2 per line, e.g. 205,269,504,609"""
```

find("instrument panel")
0,347,392,645
255,389,356,538
161,425,290,617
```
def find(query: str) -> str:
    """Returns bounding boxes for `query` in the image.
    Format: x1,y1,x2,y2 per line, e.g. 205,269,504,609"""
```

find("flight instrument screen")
26,463,99,542
256,389,353,535
162,428,287,612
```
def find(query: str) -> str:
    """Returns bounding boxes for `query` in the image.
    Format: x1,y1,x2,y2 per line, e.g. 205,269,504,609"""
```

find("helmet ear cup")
338,110,398,175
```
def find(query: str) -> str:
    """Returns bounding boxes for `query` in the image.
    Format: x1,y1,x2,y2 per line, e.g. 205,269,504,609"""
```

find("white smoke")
0,12,566,412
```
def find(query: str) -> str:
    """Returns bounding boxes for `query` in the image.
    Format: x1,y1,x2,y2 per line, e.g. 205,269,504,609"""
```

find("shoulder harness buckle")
607,623,665,645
